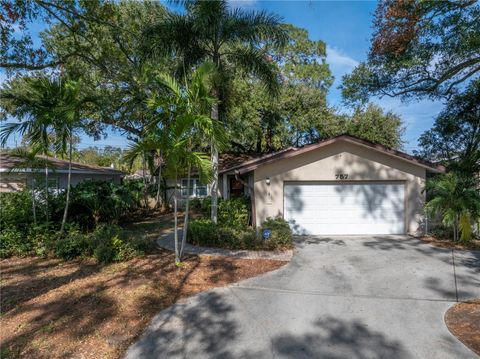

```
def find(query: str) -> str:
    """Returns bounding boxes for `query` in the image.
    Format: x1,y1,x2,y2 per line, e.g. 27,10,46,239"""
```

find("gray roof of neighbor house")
0,153,125,175
220,135,446,174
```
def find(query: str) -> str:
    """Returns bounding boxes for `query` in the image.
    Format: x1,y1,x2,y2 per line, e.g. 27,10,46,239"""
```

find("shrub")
190,196,212,215
187,217,291,251
260,217,293,250
217,226,258,249
66,181,145,229
91,224,153,263
55,230,92,260
218,197,250,228
0,191,36,232
0,228,28,258
191,196,251,228
28,224,58,257
187,219,218,247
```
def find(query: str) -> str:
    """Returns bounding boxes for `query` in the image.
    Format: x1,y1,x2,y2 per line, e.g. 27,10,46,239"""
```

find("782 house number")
335,173,349,180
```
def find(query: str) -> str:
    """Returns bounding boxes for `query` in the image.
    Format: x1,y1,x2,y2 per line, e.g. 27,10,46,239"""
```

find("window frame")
180,178,208,198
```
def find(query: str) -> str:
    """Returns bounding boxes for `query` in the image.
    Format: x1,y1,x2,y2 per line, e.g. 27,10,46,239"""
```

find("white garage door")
284,182,405,235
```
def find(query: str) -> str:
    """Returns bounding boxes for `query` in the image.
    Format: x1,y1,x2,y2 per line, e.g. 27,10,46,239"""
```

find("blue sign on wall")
262,229,271,240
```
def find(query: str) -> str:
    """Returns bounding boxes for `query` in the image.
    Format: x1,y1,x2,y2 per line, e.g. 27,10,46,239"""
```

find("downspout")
235,170,256,227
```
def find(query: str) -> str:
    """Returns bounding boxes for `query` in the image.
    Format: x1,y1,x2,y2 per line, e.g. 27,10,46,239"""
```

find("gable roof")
0,153,125,175
220,135,446,174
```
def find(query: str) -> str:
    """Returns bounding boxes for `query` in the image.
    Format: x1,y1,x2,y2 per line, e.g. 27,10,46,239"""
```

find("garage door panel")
284,183,405,235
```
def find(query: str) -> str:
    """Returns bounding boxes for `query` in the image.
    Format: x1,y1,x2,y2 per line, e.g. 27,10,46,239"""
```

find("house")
175,135,445,236
0,153,125,193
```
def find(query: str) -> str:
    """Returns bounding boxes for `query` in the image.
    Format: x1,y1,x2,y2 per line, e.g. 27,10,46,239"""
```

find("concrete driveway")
125,236,480,359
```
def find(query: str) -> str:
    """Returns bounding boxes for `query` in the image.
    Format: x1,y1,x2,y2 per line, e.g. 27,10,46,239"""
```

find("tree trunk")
180,163,191,260
31,187,37,226
174,170,180,264
142,152,148,208
155,151,162,209
453,216,459,242
162,177,168,212
210,101,219,224
60,136,73,234
44,155,49,223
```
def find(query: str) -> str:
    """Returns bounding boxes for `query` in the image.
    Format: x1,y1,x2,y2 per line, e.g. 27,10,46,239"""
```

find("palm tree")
140,63,226,263
425,173,480,241
1,76,60,222
1,76,92,232
143,0,287,223
53,79,94,233
6,147,54,225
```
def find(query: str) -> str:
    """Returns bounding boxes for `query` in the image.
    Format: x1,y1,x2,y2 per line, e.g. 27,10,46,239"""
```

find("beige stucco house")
179,135,443,236
0,153,125,193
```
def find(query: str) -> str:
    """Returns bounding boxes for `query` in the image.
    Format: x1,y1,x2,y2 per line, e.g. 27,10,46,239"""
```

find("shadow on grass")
0,249,260,359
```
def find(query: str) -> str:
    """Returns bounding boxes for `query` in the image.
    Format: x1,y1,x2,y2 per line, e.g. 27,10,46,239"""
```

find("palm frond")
231,45,281,96
225,8,287,47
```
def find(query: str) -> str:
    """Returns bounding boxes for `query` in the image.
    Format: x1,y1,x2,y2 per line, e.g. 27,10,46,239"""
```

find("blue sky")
2,0,444,152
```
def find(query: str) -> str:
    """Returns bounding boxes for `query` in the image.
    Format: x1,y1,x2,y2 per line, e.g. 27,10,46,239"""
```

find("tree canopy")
2,0,408,162
341,0,480,105
416,79,480,178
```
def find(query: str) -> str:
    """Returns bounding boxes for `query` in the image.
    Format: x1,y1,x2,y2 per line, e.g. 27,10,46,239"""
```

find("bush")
218,197,250,228
91,224,154,263
0,191,36,232
188,219,258,249
28,224,57,257
187,216,292,251
0,228,28,258
187,219,218,247
0,223,60,258
55,230,92,260
260,217,293,250
191,196,251,228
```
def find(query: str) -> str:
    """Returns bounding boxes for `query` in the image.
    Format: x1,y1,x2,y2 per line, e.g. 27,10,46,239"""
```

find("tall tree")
228,24,334,152
344,104,405,149
341,0,480,105
132,63,224,263
1,0,114,71
0,75,93,230
416,79,480,180
143,0,287,223
52,79,94,233
1,76,59,221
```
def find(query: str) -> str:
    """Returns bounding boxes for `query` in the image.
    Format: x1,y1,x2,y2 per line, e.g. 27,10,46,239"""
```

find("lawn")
0,214,286,359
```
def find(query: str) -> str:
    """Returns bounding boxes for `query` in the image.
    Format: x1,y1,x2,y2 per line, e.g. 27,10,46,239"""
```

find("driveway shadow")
125,291,260,358
273,316,408,359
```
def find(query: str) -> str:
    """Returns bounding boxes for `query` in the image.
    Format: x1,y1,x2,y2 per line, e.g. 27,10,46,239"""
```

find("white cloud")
228,0,257,9
326,46,359,76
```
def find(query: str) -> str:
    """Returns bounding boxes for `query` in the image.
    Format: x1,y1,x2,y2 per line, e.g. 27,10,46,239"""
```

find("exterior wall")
253,141,427,235
56,173,122,188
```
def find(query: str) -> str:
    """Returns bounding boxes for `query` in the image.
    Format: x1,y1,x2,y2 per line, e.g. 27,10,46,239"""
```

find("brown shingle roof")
220,135,446,174
0,153,125,175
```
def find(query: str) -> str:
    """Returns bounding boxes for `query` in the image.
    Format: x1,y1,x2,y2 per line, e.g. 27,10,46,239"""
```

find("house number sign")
335,174,349,180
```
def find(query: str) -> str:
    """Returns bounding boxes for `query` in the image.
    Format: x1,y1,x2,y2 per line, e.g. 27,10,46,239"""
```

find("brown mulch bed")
0,253,286,359
419,236,480,251
445,300,480,356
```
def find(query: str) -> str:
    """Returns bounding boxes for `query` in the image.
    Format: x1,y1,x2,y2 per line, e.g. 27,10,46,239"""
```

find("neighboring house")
173,135,445,236
0,153,125,193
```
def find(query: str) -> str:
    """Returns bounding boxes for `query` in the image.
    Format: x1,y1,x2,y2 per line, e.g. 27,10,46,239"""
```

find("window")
32,177,59,190
181,178,207,197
